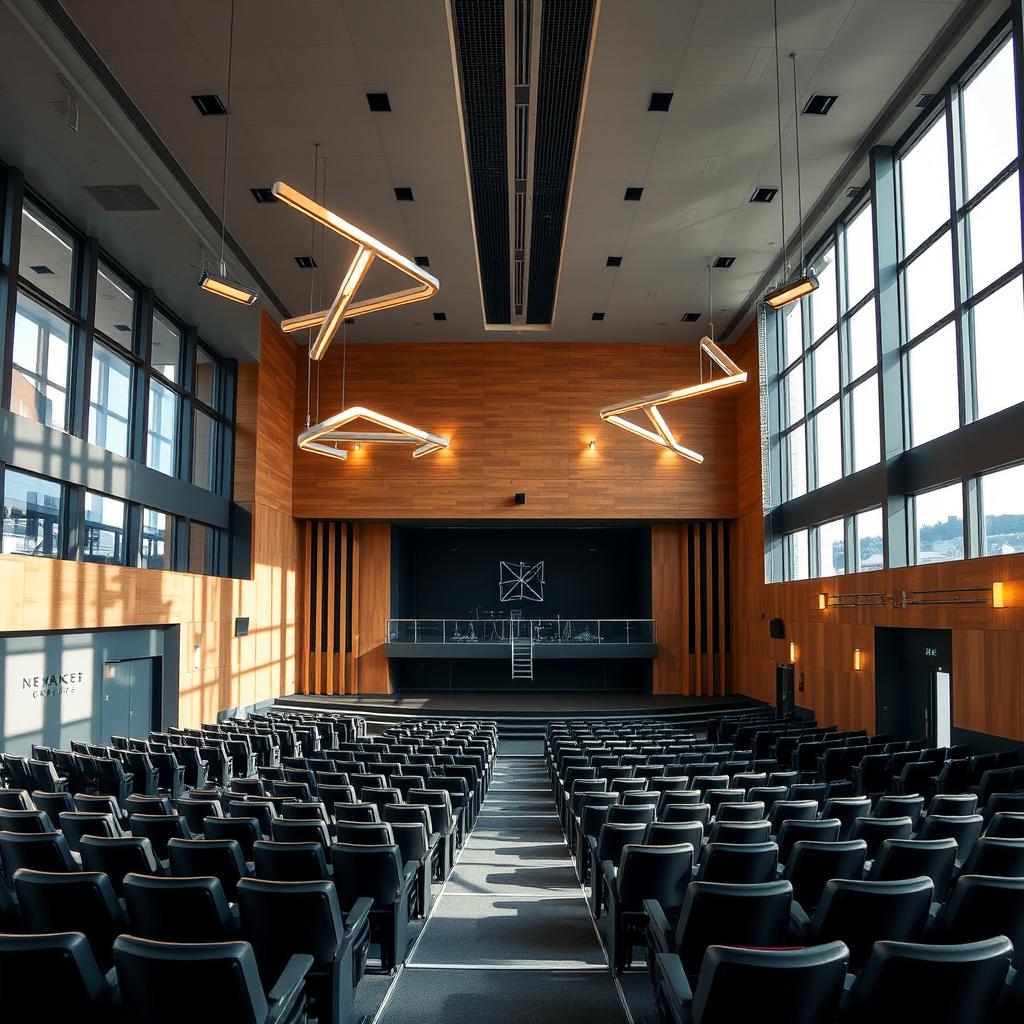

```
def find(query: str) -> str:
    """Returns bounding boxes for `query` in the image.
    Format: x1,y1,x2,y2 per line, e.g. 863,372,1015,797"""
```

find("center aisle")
374,752,631,1024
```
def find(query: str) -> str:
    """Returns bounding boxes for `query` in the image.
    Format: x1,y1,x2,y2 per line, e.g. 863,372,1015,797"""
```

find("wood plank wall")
651,521,730,696
728,323,1024,740
0,311,302,728
298,521,391,695
291,341,739,520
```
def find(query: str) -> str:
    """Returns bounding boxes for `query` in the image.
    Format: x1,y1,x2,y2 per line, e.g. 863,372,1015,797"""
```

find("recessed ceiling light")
366,92,391,112
113,323,132,332
681,312,701,323
623,187,644,201
713,256,736,269
803,94,837,116
394,187,414,201
606,256,622,267
29,265,54,275
648,92,673,112
433,312,446,321
414,255,430,267
250,187,276,203
294,255,317,269
191,94,226,116
592,312,605,321
750,187,778,204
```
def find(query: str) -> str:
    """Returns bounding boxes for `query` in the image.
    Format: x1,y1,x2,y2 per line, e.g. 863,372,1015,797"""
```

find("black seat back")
697,842,778,884
79,835,161,895
330,842,404,909
616,843,692,913
123,872,234,942
253,839,330,881
0,829,76,874
167,838,247,900
204,816,261,860
783,839,867,912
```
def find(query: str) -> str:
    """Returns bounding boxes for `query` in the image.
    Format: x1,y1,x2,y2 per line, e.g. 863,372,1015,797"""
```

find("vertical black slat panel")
723,524,732,656
711,523,720,655
686,524,696,655
334,523,344,654
308,524,319,652
320,521,330,652
526,0,596,324
451,0,510,323
698,524,708,656
344,522,354,654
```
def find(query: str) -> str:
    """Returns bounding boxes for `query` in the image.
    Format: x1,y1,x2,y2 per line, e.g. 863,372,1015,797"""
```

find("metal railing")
386,618,657,645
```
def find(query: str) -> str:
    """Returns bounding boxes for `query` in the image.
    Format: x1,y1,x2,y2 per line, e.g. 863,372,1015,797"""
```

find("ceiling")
3,0,1002,352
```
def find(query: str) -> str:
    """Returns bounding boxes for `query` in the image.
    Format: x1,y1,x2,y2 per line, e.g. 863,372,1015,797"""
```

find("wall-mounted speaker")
234,617,250,637
769,617,785,639
514,492,526,505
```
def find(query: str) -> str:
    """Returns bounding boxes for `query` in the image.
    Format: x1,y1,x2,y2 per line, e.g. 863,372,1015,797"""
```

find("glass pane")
188,523,213,574
967,173,1022,296
844,204,874,309
19,200,74,308
95,262,135,348
913,482,964,564
981,463,1024,555
909,324,959,446
2,469,61,557
140,509,173,570
856,507,884,571
786,426,806,499
812,333,839,406
809,248,837,341
974,276,1024,419
192,409,217,491
905,232,954,339
195,346,216,407
851,375,880,472
782,364,804,427
151,310,182,383
146,378,179,476
818,518,845,576
88,343,132,457
814,401,841,487
82,493,126,565
10,292,71,431
900,116,950,255
783,300,804,366
787,529,809,581
962,39,1017,199
848,299,877,379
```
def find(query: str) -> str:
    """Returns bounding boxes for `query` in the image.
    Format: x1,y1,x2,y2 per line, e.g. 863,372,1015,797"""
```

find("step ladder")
511,635,533,680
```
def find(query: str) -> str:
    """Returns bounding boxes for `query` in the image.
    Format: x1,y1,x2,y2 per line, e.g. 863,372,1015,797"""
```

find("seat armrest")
266,953,314,1024
655,953,693,1020
344,896,373,938
600,858,616,884
400,861,419,893
643,899,673,951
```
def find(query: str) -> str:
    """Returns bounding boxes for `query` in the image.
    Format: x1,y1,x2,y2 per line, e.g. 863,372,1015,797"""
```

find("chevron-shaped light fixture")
298,406,450,461
271,180,439,360
599,337,746,463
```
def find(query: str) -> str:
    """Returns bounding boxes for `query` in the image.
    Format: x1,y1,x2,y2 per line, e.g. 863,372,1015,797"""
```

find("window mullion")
946,81,973,429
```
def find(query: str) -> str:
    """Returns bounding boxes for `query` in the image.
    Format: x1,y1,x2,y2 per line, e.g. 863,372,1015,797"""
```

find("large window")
912,483,964,564
10,293,71,431
140,509,173,570
89,343,132,457
2,468,62,557
980,464,1024,555
19,200,74,308
82,492,126,565
146,378,179,476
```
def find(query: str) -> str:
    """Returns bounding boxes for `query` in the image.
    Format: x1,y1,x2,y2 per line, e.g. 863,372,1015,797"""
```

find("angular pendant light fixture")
764,1,816,311
199,0,258,306
298,406,449,461
599,266,746,463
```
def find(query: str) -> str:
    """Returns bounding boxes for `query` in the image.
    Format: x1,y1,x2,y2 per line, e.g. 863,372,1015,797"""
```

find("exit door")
874,627,953,745
101,658,155,741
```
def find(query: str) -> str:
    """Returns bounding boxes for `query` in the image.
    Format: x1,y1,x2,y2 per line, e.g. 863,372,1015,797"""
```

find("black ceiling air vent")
113,323,131,333
648,92,673,112
846,186,862,199
393,186,414,202
750,187,778,203
250,187,276,203
294,256,317,269
681,312,701,322
713,256,736,269
29,265,54,275
623,187,644,201
592,312,605,321
803,94,837,116
84,184,159,211
366,92,391,112
606,256,622,267
191,94,226,116
415,256,431,267
916,93,935,108
433,312,447,321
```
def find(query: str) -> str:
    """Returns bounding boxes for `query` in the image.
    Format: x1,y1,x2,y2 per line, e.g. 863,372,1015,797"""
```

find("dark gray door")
100,658,154,741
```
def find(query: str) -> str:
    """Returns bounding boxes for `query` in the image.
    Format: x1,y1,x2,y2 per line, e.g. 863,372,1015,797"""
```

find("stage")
272,692,763,739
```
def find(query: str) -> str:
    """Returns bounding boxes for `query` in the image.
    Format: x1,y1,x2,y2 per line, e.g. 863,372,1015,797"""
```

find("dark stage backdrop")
390,525,652,621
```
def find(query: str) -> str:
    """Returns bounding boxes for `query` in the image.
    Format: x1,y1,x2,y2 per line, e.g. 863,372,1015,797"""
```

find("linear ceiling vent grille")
84,184,158,212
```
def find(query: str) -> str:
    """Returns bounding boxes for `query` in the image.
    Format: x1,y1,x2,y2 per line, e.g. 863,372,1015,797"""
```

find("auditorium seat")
0,807,52,833
168,837,249,900
407,789,457,877
0,788,33,811
986,810,1024,837
713,800,764,822
28,757,67,793
0,829,78,875
929,874,1024,966
271,818,332,850
0,931,118,1024
695,842,778,884
588,822,648,917
113,933,311,1024
79,835,163,895
123,872,239,942
389,820,436,918
253,839,331,882
843,937,1012,1023
851,816,914,860
95,757,134,805
654,941,849,1024
776,818,841,866
956,835,1024,878
767,800,818,836
59,810,125,850
822,796,871,840
13,867,126,970
783,839,867,913
204,816,262,860
31,790,74,822
662,803,711,826
706,819,771,846
125,793,174,817
177,796,223,834
875,794,925,828
281,800,331,823
335,802,382,824
916,813,985,863
646,821,704,849
129,813,191,860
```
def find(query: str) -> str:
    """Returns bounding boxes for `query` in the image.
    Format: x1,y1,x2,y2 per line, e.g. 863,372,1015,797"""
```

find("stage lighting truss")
598,336,747,463
271,180,439,361
297,406,449,462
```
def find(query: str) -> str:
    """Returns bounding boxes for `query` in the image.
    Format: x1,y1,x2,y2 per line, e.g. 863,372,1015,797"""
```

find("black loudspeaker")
514,492,526,505
234,617,250,637
769,617,785,639
776,663,795,718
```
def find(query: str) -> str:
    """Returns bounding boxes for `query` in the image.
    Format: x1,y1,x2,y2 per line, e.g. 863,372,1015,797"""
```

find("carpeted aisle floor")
373,752,631,1024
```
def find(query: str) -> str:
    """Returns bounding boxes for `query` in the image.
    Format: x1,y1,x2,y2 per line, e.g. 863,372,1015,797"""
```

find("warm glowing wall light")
853,648,863,672
199,261,258,305
993,581,1005,608
818,592,827,610
788,641,797,663
589,440,596,450
764,271,818,310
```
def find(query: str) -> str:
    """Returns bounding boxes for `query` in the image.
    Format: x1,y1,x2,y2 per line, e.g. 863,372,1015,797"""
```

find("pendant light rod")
217,0,235,269
773,0,787,280
791,51,805,276
306,144,320,429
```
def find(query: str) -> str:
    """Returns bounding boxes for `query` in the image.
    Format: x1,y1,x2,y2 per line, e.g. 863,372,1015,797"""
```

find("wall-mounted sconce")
193,644,201,671
993,581,1005,609
818,592,827,610
589,439,597,450
853,648,862,672
788,641,797,664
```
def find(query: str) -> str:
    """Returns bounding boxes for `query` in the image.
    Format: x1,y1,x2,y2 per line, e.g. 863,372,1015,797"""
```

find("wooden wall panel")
292,342,739,520
728,323,1024,740
0,311,302,729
